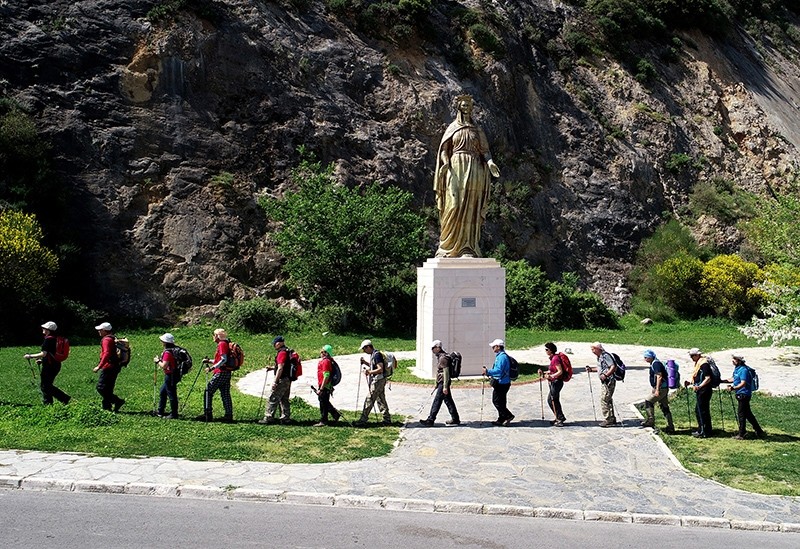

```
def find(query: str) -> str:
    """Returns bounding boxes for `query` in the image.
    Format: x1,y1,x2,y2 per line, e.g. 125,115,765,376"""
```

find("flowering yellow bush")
701,254,764,320
0,209,58,305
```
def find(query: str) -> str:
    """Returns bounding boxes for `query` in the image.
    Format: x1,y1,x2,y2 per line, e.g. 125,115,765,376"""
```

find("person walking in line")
314,344,340,426
354,339,392,426
543,342,566,427
483,338,514,426
586,342,617,427
198,328,234,423
153,333,179,419
641,349,675,433
420,340,460,427
23,321,71,405
685,348,713,438
259,336,294,425
93,322,125,412
725,354,765,440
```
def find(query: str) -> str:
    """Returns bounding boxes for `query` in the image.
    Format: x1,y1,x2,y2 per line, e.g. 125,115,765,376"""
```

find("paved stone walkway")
1,343,799,532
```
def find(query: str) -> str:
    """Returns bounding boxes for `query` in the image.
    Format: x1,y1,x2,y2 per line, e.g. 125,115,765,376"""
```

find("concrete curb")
2,476,798,533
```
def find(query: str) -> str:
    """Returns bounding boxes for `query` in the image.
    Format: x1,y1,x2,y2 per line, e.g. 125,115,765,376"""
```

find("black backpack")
611,352,626,382
447,351,462,379
171,346,193,381
330,358,342,387
508,354,519,381
706,357,722,388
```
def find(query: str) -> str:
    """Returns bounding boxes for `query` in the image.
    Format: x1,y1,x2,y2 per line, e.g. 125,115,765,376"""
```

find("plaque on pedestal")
415,257,505,379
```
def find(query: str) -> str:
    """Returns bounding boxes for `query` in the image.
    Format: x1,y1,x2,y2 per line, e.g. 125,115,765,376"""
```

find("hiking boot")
161,414,177,420
419,419,435,427
731,434,745,440
640,419,655,428
491,420,504,426
195,413,212,422
279,418,291,425
382,419,392,426
332,413,341,423
114,399,126,413
553,420,565,427
353,420,368,427
599,420,612,427
756,430,766,438
257,417,277,425
220,416,234,424
313,422,327,427
663,426,676,434
503,414,515,426
445,419,461,426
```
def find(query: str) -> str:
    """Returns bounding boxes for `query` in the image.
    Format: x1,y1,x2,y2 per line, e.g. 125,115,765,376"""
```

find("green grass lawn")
649,390,800,496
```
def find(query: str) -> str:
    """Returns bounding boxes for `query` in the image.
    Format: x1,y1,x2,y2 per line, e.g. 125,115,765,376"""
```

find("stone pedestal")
415,257,505,379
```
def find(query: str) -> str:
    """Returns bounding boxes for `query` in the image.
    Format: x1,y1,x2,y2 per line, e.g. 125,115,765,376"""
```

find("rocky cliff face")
2,0,799,319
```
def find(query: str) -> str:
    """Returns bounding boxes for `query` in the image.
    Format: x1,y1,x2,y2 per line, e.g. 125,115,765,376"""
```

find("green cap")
322,344,334,356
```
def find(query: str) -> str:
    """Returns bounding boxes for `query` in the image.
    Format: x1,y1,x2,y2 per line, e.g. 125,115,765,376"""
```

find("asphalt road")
1,490,796,548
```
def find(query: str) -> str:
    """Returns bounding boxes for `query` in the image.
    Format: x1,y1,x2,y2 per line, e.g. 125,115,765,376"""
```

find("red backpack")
558,352,573,382
53,336,70,363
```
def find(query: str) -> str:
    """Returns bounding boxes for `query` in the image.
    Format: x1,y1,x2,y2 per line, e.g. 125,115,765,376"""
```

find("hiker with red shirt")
153,333,179,419
198,328,234,423
543,342,567,427
259,336,294,425
314,344,340,426
23,321,71,405
93,322,125,412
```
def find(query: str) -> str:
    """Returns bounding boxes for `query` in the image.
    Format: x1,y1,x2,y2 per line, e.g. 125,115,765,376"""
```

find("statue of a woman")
434,94,500,258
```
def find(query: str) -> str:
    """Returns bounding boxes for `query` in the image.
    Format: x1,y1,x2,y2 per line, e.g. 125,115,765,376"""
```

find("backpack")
447,351,462,379
283,348,302,380
172,346,193,381
382,352,396,379
666,359,681,389
747,366,759,392
115,337,131,367
226,341,244,371
706,357,721,388
610,352,626,381
53,336,70,363
557,352,573,382
330,358,342,387
508,354,519,381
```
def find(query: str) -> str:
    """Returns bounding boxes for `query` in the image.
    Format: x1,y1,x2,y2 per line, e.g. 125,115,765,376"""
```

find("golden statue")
434,94,500,258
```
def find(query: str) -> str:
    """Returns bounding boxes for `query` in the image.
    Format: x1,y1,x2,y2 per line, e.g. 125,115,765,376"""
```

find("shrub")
648,252,705,316
741,193,800,266
218,298,299,334
689,177,757,223
666,152,692,173
635,58,657,83
468,23,505,56
505,259,550,327
0,209,58,306
700,254,764,320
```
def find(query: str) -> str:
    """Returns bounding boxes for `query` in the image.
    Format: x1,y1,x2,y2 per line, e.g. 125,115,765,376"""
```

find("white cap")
159,333,175,344
360,339,373,350
95,322,113,331
688,348,701,356
41,321,58,331
590,342,604,350
431,339,443,349
489,338,504,348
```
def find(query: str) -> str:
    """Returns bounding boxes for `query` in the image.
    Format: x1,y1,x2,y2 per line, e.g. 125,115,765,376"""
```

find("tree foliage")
0,209,58,306
263,153,427,332
700,254,764,320
741,194,800,266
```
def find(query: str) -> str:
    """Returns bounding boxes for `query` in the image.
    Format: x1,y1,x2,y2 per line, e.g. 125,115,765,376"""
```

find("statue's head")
453,94,474,114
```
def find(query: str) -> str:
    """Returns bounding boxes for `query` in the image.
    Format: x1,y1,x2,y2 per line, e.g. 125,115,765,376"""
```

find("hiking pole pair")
685,385,693,431
152,361,159,415
354,365,366,423
255,360,273,422
718,388,725,432
179,363,204,414
586,367,598,422
25,358,39,388
480,375,486,426
538,370,545,420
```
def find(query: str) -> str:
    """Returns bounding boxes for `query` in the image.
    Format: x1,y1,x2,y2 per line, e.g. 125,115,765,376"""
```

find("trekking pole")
586,368,598,422
718,388,725,432
203,358,210,422
25,358,38,388
179,364,204,414
685,387,693,431
538,370,545,420
480,376,486,425
256,361,271,422
354,366,364,422
153,361,159,415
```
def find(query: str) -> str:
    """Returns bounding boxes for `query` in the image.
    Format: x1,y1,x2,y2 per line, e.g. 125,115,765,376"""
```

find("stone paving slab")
1,343,799,532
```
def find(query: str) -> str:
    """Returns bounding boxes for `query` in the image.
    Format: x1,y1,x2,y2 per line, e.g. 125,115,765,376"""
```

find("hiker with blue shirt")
483,338,514,426
724,354,765,440
641,349,674,433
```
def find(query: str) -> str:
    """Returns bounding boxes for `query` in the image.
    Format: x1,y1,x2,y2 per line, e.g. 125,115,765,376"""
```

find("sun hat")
431,339,443,349
41,321,57,331
688,347,701,356
95,322,112,331
360,339,373,350
159,333,175,344
489,338,504,348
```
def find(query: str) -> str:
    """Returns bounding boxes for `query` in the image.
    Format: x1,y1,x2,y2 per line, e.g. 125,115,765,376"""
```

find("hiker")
543,342,567,427
93,322,125,412
354,339,392,426
586,342,617,427
153,333,179,419
314,344,340,426
685,348,713,438
23,321,71,405
199,328,234,423
641,349,675,433
725,354,765,440
259,335,294,425
420,340,460,427
483,338,514,426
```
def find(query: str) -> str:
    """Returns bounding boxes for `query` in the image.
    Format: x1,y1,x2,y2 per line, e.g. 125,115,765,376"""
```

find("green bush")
666,152,692,173
218,298,300,334
700,254,764,320
468,23,505,56
648,252,706,316
741,193,800,266
689,177,757,223
0,209,58,306
262,150,427,332
635,58,657,83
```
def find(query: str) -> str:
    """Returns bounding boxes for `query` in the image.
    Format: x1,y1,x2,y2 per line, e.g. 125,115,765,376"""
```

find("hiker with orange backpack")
23,321,71,405
542,342,569,427
197,328,234,423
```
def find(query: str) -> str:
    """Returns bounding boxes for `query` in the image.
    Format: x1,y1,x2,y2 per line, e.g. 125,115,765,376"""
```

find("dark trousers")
40,362,70,405
492,382,512,421
695,389,713,436
426,381,460,423
159,373,179,416
547,380,566,422
96,366,124,411
736,394,764,437
318,388,340,423
204,371,233,419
